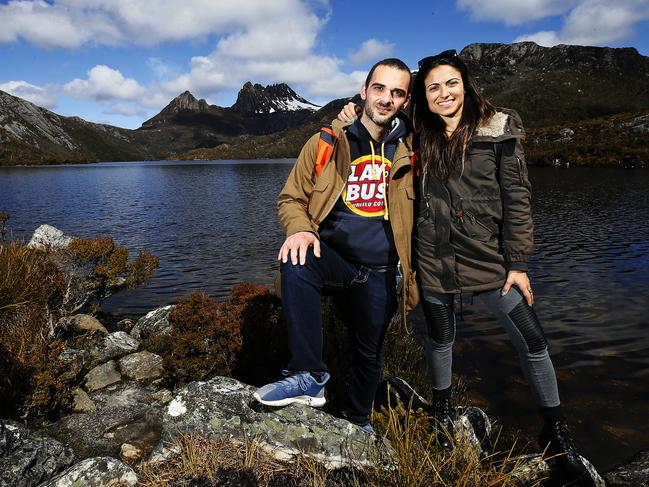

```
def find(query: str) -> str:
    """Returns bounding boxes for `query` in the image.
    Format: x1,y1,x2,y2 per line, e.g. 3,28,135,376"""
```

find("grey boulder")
0,420,75,487
88,332,140,368
27,224,71,250
130,305,174,340
84,360,121,391
37,457,137,487
60,314,108,335
118,351,164,381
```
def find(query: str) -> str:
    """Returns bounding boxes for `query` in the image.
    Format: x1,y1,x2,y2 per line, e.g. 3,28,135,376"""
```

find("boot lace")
433,397,452,422
280,370,312,393
551,420,577,455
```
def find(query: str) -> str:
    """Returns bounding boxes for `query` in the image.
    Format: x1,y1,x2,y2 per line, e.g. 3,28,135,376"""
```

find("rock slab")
118,351,164,381
157,376,375,468
0,420,75,487
38,456,137,487
130,305,174,340
604,449,649,487
46,382,165,460
85,360,121,391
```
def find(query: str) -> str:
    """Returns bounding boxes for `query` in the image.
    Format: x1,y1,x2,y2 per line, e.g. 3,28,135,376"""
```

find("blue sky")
1,0,648,129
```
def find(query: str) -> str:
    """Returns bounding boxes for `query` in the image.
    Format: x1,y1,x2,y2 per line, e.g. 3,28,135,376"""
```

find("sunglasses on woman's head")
418,49,458,68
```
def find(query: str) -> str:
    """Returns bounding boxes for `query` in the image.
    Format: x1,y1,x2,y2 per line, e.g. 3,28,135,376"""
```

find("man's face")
360,65,411,129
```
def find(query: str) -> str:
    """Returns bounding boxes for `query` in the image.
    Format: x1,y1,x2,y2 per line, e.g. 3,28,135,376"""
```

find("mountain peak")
166,91,209,113
141,90,211,128
232,82,319,114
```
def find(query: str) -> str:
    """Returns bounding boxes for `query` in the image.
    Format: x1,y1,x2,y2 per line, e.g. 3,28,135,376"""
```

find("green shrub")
230,283,287,386
66,237,159,307
166,292,243,385
23,339,79,421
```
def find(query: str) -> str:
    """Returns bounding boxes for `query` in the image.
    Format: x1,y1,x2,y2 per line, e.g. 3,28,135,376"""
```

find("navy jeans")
281,240,398,425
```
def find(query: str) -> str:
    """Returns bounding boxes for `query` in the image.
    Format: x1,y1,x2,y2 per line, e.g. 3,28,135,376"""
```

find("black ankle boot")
539,419,596,486
431,397,455,450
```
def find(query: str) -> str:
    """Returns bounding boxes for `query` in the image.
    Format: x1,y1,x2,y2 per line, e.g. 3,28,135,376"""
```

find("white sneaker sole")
253,392,325,407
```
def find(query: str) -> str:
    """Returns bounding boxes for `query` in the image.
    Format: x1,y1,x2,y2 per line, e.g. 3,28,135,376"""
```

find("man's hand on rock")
278,231,321,265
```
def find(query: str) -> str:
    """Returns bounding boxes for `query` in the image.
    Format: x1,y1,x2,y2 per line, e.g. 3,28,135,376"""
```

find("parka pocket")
458,209,498,243
308,180,330,223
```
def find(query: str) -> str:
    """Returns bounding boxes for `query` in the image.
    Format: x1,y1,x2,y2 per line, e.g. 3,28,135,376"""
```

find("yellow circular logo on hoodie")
342,155,392,217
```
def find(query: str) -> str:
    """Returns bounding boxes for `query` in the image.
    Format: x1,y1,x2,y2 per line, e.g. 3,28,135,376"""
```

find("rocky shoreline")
1,227,645,486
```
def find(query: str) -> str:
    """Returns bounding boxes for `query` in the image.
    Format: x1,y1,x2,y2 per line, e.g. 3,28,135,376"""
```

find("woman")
339,50,593,484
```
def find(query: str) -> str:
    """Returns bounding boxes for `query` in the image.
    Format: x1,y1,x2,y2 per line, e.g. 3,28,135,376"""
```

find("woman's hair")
413,52,496,181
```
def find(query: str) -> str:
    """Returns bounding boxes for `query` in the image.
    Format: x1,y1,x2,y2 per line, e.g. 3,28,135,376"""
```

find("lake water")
1,160,648,470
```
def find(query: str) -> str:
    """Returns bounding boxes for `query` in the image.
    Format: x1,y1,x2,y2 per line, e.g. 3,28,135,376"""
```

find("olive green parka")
414,109,532,294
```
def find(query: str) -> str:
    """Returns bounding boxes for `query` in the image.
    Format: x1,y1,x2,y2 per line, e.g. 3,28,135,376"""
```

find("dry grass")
138,433,299,486
0,242,65,362
0,242,68,417
369,404,546,487
136,402,546,487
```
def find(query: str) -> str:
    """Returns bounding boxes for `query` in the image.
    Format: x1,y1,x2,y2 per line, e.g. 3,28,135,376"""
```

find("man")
253,58,419,432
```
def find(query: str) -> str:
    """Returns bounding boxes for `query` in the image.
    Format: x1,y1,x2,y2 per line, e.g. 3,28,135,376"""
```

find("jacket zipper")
466,210,493,233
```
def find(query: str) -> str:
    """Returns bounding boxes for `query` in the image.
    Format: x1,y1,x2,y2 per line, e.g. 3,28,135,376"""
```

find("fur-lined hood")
473,108,525,142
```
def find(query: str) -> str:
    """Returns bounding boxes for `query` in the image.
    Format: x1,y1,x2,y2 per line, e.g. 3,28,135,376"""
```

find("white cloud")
348,39,395,65
515,0,649,46
104,102,150,117
0,0,327,48
63,65,146,101
308,70,367,98
0,0,372,122
0,80,57,108
147,58,179,81
456,0,580,25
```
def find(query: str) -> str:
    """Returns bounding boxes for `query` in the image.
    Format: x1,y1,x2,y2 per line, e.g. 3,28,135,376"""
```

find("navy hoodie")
318,117,406,269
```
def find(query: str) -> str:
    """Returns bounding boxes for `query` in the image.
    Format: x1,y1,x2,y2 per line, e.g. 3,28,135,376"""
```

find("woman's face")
423,64,464,120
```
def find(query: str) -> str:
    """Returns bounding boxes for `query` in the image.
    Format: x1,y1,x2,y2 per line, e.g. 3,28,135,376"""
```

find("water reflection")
1,163,648,374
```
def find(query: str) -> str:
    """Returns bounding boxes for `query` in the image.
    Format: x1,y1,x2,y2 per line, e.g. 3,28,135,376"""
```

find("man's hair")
364,58,411,90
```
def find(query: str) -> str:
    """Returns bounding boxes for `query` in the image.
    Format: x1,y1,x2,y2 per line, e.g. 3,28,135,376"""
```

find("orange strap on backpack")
314,126,337,177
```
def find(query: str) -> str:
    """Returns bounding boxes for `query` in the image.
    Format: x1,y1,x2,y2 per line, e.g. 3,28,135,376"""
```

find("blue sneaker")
253,370,329,407
358,422,375,435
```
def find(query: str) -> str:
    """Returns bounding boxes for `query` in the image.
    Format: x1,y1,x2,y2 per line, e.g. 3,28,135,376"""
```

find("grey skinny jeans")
422,286,560,408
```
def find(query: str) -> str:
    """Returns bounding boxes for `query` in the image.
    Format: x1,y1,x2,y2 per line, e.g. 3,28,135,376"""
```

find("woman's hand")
501,270,534,306
337,102,359,122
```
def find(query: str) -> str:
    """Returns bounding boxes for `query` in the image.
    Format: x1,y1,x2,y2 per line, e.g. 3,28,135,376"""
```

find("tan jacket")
277,118,420,316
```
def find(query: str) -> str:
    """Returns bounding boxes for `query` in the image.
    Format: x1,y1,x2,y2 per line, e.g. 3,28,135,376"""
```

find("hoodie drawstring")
382,143,389,221
369,140,390,221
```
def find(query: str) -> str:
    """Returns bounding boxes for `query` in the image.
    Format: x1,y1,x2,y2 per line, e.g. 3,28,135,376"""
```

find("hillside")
0,91,157,164
461,42,649,127
526,111,649,167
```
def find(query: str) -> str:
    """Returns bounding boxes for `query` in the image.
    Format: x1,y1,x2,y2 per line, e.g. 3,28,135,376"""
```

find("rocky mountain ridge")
232,81,320,114
141,81,317,129
137,82,319,151
1,41,648,166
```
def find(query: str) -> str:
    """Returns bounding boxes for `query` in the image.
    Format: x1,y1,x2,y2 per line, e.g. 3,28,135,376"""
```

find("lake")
1,160,648,470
